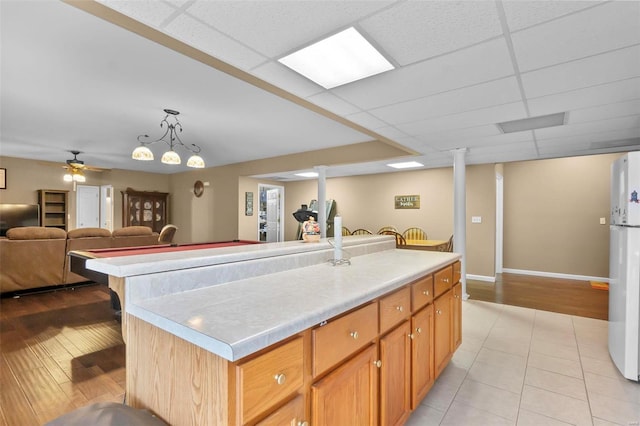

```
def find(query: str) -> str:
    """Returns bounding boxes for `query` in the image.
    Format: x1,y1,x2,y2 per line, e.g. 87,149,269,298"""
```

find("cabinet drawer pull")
422,290,430,296
373,360,382,368
416,327,422,334
350,331,359,340
298,422,309,426
274,373,286,385
443,278,450,283
396,305,404,313
408,333,414,340
436,309,442,315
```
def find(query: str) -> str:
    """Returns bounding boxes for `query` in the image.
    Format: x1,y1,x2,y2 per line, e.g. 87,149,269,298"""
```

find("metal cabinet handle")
443,278,450,283
297,422,309,426
422,290,430,296
416,327,422,334
350,331,359,340
373,360,382,368
396,305,404,313
274,373,286,385
408,333,414,339
436,309,442,315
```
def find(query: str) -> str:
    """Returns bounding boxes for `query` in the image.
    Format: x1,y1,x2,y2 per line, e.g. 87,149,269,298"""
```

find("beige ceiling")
1,0,639,180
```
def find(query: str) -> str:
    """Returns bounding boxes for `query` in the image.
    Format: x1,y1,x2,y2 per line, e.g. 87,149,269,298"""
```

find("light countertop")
127,248,460,361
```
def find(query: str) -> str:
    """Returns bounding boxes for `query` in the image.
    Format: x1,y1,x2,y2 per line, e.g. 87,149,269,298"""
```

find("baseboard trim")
466,274,496,283
502,268,609,283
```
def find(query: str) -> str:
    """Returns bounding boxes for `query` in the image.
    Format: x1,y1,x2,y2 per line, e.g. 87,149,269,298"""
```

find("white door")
266,188,280,242
76,185,100,228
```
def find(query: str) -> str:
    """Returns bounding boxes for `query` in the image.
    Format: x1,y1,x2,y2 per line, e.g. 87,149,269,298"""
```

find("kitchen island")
85,235,462,425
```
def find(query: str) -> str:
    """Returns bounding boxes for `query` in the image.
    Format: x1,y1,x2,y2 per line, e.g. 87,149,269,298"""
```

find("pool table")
68,240,261,323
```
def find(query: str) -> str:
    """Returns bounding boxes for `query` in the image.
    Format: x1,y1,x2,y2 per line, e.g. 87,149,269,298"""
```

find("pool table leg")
109,276,127,344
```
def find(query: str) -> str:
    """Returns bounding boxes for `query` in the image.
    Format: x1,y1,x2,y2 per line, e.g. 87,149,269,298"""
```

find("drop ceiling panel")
164,14,267,70
332,38,515,110
521,45,640,98
511,1,640,72
397,102,527,137
528,78,640,116
502,1,604,32
250,62,324,98
344,112,389,130
359,0,502,66
185,1,394,58
422,130,536,151
535,115,640,140
466,141,539,164
568,100,640,124
369,77,522,125
98,0,178,27
308,92,361,116
537,128,640,155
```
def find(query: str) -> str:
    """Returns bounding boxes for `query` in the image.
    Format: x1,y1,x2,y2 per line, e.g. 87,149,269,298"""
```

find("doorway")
76,184,114,230
258,184,284,242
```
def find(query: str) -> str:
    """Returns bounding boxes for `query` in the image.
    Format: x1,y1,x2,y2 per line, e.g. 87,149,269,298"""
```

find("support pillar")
315,166,328,238
452,148,470,300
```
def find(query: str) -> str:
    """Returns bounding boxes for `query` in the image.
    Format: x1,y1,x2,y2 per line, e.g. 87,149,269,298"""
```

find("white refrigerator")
609,151,640,381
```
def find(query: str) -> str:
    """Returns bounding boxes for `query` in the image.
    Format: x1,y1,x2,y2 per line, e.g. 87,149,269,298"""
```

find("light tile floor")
406,300,640,426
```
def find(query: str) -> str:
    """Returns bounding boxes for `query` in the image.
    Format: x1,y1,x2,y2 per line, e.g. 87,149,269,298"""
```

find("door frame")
258,184,285,242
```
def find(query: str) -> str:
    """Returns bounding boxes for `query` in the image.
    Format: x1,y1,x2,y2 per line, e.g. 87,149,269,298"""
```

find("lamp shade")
132,145,154,161
186,154,205,168
63,173,73,182
161,150,181,165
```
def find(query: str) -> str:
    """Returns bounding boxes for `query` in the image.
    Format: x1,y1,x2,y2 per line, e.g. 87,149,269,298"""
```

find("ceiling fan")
62,150,107,182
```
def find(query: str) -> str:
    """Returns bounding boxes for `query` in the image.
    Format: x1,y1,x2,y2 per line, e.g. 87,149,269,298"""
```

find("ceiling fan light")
161,150,181,165
73,173,86,183
63,173,73,182
132,145,154,161
186,154,205,168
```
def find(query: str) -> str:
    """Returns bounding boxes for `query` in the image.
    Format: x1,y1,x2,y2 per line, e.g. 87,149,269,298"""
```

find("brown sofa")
0,226,161,294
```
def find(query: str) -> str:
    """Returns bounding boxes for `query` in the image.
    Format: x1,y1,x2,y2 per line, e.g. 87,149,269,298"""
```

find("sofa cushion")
67,228,112,239
112,226,153,237
6,226,66,240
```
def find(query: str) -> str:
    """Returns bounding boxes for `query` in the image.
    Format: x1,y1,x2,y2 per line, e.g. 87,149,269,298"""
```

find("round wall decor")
193,180,204,198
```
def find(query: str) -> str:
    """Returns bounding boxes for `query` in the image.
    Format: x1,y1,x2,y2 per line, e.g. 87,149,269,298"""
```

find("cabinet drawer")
255,394,305,426
453,260,461,284
380,287,411,333
411,275,434,311
434,265,453,298
313,302,378,378
237,337,304,424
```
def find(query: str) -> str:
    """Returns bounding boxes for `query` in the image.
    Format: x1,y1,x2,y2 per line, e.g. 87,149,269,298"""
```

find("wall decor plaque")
394,195,420,209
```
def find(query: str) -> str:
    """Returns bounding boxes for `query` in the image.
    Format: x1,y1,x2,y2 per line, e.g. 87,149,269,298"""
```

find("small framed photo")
245,192,253,216
0,168,5,189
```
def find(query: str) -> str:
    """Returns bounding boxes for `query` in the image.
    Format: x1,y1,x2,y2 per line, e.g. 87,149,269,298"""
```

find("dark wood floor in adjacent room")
467,272,609,320
0,274,608,425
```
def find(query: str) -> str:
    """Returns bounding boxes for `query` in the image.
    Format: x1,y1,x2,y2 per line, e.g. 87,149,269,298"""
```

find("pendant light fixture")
132,109,205,168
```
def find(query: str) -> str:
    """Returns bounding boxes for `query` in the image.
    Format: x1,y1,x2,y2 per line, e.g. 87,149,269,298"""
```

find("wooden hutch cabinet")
121,188,169,233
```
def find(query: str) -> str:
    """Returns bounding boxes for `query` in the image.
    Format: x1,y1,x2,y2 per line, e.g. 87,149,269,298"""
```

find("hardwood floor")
0,284,125,425
0,274,607,425
467,272,608,320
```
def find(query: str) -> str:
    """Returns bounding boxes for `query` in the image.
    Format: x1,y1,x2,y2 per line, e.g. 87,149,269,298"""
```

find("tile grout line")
571,314,596,424
514,307,536,425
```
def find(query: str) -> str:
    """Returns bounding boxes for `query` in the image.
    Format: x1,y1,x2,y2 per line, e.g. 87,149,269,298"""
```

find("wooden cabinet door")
380,321,411,426
411,304,434,409
434,289,452,378
311,344,378,426
452,282,462,351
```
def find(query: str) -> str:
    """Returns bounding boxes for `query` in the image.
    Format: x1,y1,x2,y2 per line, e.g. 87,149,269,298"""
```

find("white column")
452,148,469,300
315,166,328,238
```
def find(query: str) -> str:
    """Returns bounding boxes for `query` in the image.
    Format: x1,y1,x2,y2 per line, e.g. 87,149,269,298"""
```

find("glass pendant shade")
132,145,154,161
186,154,205,168
161,150,181,165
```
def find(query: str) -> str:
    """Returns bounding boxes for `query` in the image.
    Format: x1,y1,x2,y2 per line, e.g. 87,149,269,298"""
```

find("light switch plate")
600,217,606,225
471,216,482,224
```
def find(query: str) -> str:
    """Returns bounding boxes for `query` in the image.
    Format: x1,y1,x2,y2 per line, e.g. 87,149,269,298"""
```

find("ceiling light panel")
497,112,566,134
278,27,395,89
387,161,424,169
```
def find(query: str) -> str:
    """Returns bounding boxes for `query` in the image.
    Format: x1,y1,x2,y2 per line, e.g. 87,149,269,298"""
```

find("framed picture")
245,192,253,216
0,168,5,189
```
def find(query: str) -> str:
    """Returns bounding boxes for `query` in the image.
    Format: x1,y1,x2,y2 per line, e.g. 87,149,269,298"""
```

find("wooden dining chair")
351,228,373,235
380,230,406,247
377,226,397,234
443,234,454,252
402,227,428,240
341,226,351,236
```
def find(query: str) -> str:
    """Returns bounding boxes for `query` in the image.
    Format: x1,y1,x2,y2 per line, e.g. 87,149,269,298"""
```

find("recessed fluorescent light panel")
497,112,566,134
387,161,424,169
294,172,319,178
278,27,395,89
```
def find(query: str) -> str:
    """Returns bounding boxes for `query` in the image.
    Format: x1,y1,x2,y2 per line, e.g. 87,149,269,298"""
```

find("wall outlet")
600,217,606,225
471,216,482,224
